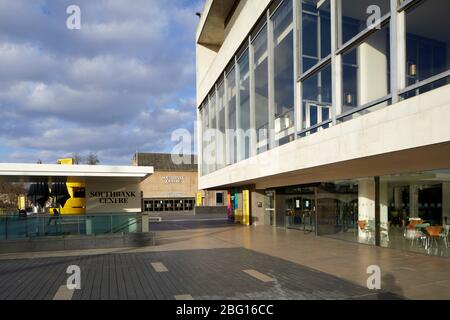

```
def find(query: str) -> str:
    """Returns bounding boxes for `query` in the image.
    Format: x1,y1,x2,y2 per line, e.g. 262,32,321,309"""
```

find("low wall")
0,232,156,254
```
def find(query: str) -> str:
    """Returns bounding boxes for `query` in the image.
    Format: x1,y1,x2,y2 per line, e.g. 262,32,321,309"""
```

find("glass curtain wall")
227,67,238,165
316,180,365,244
402,0,450,99
335,0,392,122
217,81,226,169
209,92,217,173
302,0,331,72
381,169,450,258
253,25,270,154
302,65,332,134
279,185,316,232
340,0,390,46
199,0,450,176
271,0,295,147
201,101,210,176
238,49,251,161
300,0,332,135
341,25,391,118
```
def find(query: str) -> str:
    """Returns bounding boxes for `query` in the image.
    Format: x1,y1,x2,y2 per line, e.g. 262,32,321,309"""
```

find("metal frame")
336,94,392,122
399,70,450,96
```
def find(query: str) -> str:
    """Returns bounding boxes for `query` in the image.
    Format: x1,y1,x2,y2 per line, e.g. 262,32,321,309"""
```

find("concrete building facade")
134,153,226,213
196,0,450,257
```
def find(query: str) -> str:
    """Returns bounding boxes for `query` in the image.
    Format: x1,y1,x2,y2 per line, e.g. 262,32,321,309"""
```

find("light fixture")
409,63,417,76
345,93,353,105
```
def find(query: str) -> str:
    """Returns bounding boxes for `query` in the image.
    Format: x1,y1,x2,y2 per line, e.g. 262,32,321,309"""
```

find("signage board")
86,183,142,213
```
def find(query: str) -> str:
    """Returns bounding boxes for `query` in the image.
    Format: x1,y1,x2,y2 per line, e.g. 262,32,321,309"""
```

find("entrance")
265,190,276,227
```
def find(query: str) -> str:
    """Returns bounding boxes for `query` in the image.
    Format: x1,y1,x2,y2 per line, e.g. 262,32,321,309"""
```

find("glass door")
265,190,276,227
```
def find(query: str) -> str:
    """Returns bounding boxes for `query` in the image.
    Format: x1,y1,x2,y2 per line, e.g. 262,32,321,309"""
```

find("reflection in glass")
278,186,316,232
403,0,450,98
253,25,270,154
217,81,226,169
340,0,390,45
272,0,295,146
341,25,390,118
201,101,209,176
316,179,376,246
227,67,237,165
209,92,217,173
238,49,250,161
302,0,331,73
381,170,450,257
301,64,332,134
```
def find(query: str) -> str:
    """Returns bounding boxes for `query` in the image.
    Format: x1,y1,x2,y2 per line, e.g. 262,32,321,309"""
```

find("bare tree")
0,182,25,212
72,153,83,165
85,153,100,165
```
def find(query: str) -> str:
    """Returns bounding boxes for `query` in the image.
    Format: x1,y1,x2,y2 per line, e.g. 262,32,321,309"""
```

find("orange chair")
425,226,443,250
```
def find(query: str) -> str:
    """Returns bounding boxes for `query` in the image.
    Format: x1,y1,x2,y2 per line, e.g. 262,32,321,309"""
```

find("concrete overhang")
0,163,154,183
196,0,239,46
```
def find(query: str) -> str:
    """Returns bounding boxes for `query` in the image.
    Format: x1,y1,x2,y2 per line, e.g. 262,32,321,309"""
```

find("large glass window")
316,179,375,246
381,170,450,258
301,64,332,135
209,92,217,173
271,0,295,146
301,0,331,73
341,25,391,117
340,0,390,45
238,49,251,161
403,0,450,98
227,67,237,165
217,81,226,169
201,101,209,176
253,25,270,155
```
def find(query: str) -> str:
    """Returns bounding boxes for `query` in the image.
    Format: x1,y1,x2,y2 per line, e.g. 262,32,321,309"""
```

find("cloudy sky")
0,0,203,165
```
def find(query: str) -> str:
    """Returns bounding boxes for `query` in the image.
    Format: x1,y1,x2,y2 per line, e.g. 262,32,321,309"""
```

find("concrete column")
380,180,389,245
380,181,389,226
409,184,419,218
358,178,375,240
443,182,450,225
331,0,341,121
358,30,389,106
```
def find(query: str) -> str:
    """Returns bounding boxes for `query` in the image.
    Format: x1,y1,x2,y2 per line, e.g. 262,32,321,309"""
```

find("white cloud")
0,0,203,164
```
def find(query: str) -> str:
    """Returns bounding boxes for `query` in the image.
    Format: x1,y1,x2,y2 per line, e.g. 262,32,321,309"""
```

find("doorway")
265,190,276,227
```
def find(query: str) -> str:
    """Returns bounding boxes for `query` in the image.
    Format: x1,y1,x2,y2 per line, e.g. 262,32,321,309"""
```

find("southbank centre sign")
89,191,137,204
86,183,142,213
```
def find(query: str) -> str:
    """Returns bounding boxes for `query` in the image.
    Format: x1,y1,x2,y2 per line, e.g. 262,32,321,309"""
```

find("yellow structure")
18,195,26,211
59,181,86,215
57,158,75,165
51,159,86,215
196,192,203,207
243,190,250,226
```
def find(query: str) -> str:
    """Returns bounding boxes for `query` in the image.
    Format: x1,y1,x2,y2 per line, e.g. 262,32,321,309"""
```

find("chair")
404,223,428,247
358,220,373,242
440,225,449,248
425,226,443,251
